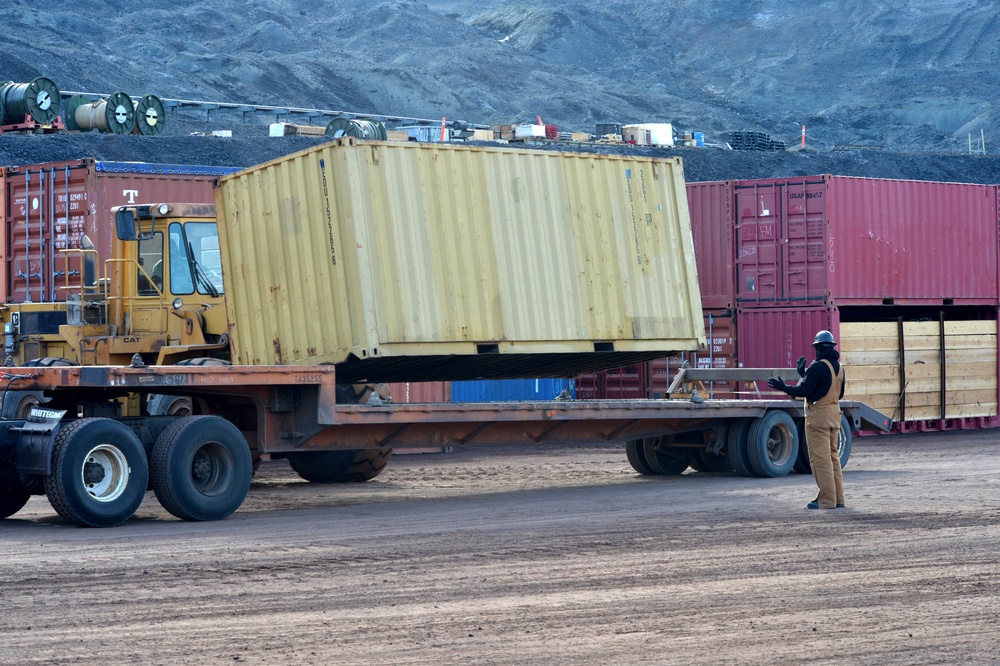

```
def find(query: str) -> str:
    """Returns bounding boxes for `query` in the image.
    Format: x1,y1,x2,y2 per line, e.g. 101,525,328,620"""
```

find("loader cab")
58,202,231,366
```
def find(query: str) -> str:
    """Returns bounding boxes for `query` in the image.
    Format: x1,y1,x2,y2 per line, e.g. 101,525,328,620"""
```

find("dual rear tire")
42,415,252,527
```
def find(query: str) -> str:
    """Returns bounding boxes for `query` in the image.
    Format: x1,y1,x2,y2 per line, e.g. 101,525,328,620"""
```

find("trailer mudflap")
14,407,66,476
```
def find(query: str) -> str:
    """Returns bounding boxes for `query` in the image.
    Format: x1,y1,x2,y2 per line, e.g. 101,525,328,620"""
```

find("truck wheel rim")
190,442,233,496
766,424,795,466
81,444,130,502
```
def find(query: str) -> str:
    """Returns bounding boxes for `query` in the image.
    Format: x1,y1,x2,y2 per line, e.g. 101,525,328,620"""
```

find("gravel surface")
3,431,999,664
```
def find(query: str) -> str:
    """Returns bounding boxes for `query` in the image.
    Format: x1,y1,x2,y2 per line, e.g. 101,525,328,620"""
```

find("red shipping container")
1,160,238,303
736,306,840,397
733,176,999,306
654,309,737,399
576,363,647,400
686,181,735,309
386,381,451,403
736,306,839,371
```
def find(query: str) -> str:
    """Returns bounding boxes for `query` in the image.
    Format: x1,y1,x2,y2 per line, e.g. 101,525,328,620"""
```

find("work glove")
767,377,788,393
796,355,807,377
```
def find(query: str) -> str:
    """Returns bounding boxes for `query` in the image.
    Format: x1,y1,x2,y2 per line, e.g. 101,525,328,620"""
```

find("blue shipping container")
694,132,705,147
451,379,576,402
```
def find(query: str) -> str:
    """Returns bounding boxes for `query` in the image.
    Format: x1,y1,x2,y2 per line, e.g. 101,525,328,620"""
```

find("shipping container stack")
730,175,1000,432
581,174,1000,434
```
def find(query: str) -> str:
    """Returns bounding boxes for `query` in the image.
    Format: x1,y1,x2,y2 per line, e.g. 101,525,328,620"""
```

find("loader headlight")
172,298,183,310
157,203,170,215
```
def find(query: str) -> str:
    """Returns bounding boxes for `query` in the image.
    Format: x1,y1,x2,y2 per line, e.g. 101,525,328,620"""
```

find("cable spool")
325,117,387,140
64,92,135,134
0,77,61,124
132,94,166,135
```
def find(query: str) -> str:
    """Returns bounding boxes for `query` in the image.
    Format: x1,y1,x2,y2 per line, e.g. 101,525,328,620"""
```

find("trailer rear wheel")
151,416,252,521
693,448,735,473
642,437,692,475
43,418,148,527
287,448,393,483
792,413,853,473
838,413,853,469
746,411,798,478
793,419,810,473
625,439,655,475
726,418,756,477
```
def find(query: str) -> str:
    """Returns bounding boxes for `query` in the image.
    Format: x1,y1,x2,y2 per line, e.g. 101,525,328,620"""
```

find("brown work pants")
805,404,845,508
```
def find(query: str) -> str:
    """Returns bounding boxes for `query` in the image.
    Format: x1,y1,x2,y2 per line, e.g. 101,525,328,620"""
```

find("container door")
735,184,783,303
5,163,93,305
782,179,829,302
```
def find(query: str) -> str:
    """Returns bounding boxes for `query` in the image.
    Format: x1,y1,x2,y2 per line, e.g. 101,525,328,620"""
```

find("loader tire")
147,358,230,416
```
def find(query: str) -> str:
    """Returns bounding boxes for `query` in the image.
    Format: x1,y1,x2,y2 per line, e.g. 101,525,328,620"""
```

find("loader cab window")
137,232,164,296
168,221,225,296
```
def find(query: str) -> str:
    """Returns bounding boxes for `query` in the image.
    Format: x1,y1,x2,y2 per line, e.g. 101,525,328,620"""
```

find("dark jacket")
783,349,845,404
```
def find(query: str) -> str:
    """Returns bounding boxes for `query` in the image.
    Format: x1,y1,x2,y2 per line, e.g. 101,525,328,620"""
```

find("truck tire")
151,415,252,521
43,418,148,527
692,448,735,473
1,391,44,419
147,358,231,416
3,358,78,419
287,448,392,483
642,437,691,475
746,410,798,478
625,439,655,475
726,418,756,477
0,488,30,519
793,413,853,473
0,464,30,519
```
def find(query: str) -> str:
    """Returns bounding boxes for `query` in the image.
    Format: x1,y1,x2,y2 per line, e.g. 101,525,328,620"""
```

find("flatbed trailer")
0,364,891,527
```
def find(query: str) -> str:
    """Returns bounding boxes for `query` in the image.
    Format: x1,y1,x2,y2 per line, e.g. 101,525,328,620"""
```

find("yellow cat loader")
1,203,231,417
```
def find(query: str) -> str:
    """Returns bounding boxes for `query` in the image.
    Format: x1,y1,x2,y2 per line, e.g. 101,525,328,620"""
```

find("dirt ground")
2,430,1000,665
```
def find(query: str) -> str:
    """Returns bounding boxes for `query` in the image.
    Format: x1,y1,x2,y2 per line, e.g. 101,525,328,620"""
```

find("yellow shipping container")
215,138,705,381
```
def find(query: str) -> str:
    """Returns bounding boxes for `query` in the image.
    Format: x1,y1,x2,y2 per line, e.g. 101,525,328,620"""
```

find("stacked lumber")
840,320,998,421
268,122,326,137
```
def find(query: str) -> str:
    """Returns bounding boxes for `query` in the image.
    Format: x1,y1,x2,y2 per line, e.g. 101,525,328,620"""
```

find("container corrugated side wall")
217,140,705,368
735,175,999,306
686,181,734,309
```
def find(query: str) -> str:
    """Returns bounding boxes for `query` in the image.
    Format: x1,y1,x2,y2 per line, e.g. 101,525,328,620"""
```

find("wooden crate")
840,320,998,421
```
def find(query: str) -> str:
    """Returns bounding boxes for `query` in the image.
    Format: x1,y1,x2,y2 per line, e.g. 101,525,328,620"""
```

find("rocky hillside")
0,0,997,154
0,1,998,391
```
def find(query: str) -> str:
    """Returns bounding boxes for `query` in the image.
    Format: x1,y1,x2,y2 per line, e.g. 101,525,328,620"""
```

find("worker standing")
767,331,846,510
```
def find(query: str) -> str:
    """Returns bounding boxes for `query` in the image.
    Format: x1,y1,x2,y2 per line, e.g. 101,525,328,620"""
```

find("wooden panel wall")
840,320,998,422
